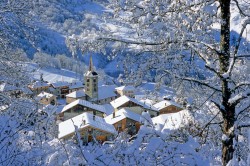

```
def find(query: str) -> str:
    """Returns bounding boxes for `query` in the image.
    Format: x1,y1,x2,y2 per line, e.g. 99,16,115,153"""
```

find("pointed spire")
89,55,93,71
40,73,44,82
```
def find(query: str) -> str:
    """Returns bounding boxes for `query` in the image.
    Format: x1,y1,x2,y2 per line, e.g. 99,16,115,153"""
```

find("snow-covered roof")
0,83,33,95
102,104,115,116
0,83,21,92
110,96,157,111
66,90,86,98
69,82,84,90
62,99,107,114
51,81,70,88
29,81,50,88
58,112,117,139
37,92,55,99
21,87,33,94
105,108,141,125
140,98,155,106
55,105,65,114
153,100,182,111
152,110,190,130
98,85,117,100
115,85,135,91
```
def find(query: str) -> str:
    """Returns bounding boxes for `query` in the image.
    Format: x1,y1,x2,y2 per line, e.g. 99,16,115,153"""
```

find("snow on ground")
26,63,81,83
152,109,192,131
135,82,176,100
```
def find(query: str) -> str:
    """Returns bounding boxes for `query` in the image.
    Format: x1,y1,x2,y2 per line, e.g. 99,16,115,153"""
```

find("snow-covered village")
0,0,250,166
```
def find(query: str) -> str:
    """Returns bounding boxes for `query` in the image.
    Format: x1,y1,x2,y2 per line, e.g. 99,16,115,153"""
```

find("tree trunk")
222,107,235,166
219,0,235,165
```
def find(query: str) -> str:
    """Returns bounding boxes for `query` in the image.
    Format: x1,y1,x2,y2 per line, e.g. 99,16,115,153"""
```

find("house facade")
51,82,70,98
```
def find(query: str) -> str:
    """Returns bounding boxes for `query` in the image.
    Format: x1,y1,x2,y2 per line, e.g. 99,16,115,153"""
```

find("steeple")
89,55,93,72
84,54,98,101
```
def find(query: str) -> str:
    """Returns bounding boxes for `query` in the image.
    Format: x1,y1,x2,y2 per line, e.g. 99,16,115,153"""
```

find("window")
93,79,96,82
94,88,97,92
87,83,89,87
87,88,89,91
87,79,90,82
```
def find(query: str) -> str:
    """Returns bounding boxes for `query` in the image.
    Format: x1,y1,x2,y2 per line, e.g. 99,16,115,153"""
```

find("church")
66,55,117,105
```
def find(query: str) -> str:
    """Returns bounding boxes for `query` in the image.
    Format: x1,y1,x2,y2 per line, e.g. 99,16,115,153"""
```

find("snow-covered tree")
68,0,250,165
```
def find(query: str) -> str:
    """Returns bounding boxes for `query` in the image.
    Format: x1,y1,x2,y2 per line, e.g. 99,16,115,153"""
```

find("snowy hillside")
11,0,249,78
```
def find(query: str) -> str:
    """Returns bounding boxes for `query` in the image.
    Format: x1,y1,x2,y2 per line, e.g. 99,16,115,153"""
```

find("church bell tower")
84,55,98,100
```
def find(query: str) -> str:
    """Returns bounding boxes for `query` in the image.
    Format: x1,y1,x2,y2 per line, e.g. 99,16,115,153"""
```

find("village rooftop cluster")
0,56,186,143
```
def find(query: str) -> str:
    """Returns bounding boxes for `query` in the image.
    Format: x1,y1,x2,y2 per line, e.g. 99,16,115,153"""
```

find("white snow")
152,110,190,130
115,85,135,91
51,81,70,88
105,108,141,125
102,104,115,116
153,100,183,111
229,89,250,105
98,85,117,100
69,82,84,90
61,99,107,114
0,83,20,92
66,90,86,98
140,111,153,126
29,81,50,88
37,91,55,100
222,134,229,142
110,95,157,111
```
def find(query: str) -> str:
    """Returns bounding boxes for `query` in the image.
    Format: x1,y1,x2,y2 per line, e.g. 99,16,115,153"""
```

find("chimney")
113,112,115,118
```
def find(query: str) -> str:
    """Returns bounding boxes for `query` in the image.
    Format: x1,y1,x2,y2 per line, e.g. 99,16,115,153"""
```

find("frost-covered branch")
232,0,250,17
227,18,250,76
165,69,221,92
231,82,250,93
196,110,222,136
229,90,250,106
187,43,222,79
236,102,250,118
211,100,226,113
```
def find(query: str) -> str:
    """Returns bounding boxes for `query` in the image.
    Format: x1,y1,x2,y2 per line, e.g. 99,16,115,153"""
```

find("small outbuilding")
153,99,183,114
37,92,57,105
